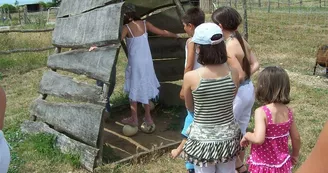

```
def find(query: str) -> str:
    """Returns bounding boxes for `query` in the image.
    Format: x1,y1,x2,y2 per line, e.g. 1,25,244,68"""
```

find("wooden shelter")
21,0,197,171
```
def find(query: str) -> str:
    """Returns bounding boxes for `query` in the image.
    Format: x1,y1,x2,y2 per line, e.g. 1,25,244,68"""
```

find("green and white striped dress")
183,70,243,166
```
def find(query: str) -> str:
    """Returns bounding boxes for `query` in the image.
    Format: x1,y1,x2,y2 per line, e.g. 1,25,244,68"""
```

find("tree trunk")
200,0,213,13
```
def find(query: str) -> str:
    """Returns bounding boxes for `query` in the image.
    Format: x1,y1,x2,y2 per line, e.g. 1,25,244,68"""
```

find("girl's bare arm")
245,42,260,75
296,122,327,173
290,116,301,165
244,108,266,145
146,21,178,38
183,72,194,112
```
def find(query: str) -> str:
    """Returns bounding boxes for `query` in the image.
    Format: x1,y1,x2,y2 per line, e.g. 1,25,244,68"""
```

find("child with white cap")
182,23,243,173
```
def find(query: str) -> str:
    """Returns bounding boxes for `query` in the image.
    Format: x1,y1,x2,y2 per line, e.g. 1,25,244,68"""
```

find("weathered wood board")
149,37,186,59
39,71,105,105
47,46,119,84
21,120,99,172
159,82,184,106
30,99,104,147
52,3,124,48
145,6,185,34
125,0,190,16
57,0,117,17
153,58,185,82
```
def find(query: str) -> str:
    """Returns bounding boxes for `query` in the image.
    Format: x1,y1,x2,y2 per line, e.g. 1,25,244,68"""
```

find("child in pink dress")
240,66,301,173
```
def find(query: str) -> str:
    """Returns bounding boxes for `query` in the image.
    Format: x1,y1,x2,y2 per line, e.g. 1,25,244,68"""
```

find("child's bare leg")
235,156,247,173
121,101,138,126
143,101,153,125
238,151,245,164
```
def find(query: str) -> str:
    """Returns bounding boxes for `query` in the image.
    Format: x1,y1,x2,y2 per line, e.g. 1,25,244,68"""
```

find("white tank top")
185,39,201,70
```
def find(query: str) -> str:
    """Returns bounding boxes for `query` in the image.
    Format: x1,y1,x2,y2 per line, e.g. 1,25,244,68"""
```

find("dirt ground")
102,104,185,163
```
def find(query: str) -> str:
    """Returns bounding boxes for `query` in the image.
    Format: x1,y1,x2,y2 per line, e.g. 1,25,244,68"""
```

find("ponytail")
234,31,251,80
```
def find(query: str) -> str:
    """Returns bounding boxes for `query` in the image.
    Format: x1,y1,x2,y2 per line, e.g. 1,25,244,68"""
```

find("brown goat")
313,45,328,75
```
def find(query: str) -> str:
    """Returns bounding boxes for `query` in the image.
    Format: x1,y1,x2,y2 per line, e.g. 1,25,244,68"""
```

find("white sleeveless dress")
124,20,160,104
0,130,10,173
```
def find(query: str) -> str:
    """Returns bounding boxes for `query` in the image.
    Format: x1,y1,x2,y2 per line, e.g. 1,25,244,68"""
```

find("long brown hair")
212,6,251,80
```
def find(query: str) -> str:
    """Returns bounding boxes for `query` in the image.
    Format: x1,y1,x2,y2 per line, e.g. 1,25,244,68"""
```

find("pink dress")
247,105,293,173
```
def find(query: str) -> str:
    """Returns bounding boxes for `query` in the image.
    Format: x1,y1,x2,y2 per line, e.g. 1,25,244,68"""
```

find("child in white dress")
0,86,10,173
120,11,178,126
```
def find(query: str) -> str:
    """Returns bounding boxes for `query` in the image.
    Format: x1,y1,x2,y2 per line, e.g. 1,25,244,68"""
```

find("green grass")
0,8,327,173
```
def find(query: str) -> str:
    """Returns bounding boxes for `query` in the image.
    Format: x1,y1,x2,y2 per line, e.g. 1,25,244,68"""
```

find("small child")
179,7,205,100
240,66,301,173
182,23,242,173
120,11,178,126
90,10,178,127
170,7,205,173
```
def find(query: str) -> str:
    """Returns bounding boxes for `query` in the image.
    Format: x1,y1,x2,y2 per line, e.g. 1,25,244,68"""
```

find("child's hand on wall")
89,46,97,51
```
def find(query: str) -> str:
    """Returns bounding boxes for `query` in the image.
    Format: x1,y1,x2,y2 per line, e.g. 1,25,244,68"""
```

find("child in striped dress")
182,23,243,173
171,7,205,173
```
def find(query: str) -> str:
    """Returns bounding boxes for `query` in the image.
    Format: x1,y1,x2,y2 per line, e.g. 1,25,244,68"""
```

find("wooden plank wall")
24,1,125,171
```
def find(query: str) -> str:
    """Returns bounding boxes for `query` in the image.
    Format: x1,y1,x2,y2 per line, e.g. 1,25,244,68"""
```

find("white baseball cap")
192,23,224,45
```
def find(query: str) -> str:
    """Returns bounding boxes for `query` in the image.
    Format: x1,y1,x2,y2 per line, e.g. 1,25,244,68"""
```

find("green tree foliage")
1,4,17,13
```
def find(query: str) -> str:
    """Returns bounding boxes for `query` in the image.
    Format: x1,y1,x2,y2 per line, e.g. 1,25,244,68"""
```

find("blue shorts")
181,110,194,170
181,111,194,138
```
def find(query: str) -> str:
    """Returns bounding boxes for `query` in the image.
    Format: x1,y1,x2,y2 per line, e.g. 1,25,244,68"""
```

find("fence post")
242,0,248,41
288,0,291,13
278,0,280,8
0,8,3,24
24,5,28,24
268,0,271,12
300,0,302,10
249,0,252,12
18,7,21,24
319,0,322,7
258,0,261,7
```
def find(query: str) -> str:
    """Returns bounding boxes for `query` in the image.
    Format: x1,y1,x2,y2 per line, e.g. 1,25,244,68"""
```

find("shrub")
1,4,17,13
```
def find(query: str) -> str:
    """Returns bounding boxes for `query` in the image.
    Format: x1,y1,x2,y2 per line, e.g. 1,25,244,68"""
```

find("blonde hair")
256,66,290,104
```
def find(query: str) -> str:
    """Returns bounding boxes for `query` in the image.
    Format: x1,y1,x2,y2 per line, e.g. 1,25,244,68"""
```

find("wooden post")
24,5,28,24
258,0,261,7
243,0,248,41
249,0,252,12
234,0,238,8
319,0,322,7
300,0,302,10
173,0,186,17
278,0,280,8
268,0,271,13
18,7,21,25
288,0,291,13
200,0,213,13
0,8,3,24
